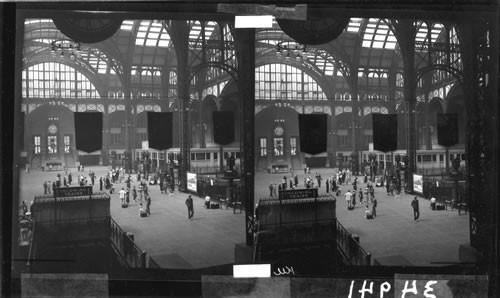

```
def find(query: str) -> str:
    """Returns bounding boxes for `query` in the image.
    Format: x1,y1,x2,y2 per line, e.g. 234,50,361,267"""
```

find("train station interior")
2,2,498,297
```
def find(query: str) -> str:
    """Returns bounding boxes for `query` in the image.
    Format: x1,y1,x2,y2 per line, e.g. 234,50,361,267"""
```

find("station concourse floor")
18,166,469,269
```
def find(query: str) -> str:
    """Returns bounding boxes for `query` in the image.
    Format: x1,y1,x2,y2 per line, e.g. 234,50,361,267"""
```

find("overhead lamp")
276,40,308,62
50,39,82,60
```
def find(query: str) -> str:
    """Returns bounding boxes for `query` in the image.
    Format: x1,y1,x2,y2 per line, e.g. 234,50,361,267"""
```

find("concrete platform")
17,166,470,269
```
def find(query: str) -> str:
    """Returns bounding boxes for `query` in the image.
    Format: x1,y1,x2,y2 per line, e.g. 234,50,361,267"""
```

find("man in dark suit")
411,197,420,220
185,195,194,219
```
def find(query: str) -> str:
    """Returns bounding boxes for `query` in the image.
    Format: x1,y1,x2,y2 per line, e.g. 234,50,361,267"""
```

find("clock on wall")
274,126,284,136
48,124,58,134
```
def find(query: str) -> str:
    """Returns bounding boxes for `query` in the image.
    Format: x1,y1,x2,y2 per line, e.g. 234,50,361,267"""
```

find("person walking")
359,189,364,204
411,197,420,220
326,179,330,193
99,177,103,191
43,181,47,195
372,198,377,218
146,195,151,215
269,183,274,197
185,195,194,219
344,190,353,209
132,186,137,202
119,188,127,206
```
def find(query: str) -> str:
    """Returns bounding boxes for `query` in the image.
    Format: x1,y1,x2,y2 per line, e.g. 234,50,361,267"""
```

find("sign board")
54,186,93,198
278,188,318,200
413,174,423,194
187,172,197,193
142,141,149,150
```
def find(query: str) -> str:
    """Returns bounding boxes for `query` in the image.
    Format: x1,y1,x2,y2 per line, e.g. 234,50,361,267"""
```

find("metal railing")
110,217,147,269
336,220,371,266
26,219,36,268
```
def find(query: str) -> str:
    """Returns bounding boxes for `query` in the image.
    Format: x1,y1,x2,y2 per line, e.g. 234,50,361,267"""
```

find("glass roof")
189,21,217,41
361,18,397,49
346,18,363,33
120,20,134,31
415,22,445,43
80,49,111,74
135,20,171,48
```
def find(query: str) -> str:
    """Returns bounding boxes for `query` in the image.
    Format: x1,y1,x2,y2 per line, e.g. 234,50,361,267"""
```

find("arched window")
22,62,100,99
255,63,327,100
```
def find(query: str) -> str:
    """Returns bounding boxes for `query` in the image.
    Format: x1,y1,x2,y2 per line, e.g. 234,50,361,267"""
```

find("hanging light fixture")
276,40,309,61
51,39,82,60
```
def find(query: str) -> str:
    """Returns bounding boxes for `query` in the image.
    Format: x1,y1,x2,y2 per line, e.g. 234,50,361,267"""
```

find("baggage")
121,204,128,208
348,206,354,210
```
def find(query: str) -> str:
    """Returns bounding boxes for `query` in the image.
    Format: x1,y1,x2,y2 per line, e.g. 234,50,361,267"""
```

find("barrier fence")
110,217,147,269
336,220,371,266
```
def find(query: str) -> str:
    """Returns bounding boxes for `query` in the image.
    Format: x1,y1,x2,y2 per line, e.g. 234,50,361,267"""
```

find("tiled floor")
17,166,469,269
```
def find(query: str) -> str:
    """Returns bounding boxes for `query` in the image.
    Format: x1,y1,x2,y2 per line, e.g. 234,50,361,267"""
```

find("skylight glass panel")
120,20,134,31
362,18,398,50
98,66,107,74
158,40,169,47
430,23,444,43
25,19,53,25
134,20,171,47
347,18,363,33
33,38,54,44
387,35,397,42
362,40,372,47
146,39,157,46
385,42,396,49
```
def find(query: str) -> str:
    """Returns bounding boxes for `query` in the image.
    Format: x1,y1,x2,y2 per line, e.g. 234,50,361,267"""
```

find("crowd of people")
35,166,176,219
263,167,412,222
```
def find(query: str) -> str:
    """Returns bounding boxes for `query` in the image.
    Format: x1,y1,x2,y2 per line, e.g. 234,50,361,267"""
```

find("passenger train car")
361,148,466,176
135,146,241,174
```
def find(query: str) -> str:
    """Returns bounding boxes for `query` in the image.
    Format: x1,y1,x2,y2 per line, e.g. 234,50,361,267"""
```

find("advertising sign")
413,174,423,194
187,172,197,193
